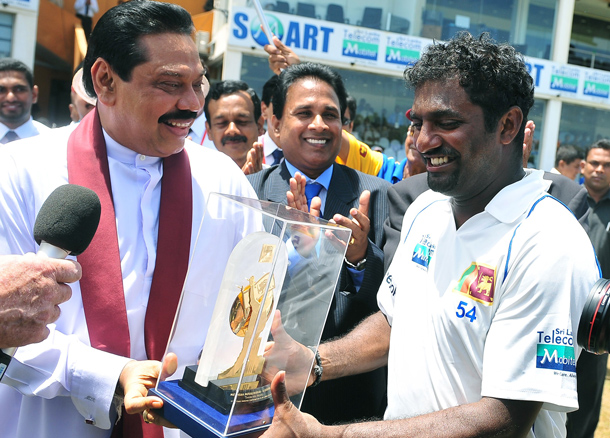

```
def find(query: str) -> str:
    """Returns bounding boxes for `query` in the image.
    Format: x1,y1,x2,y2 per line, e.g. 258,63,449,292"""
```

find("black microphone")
33,184,101,258
0,184,101,370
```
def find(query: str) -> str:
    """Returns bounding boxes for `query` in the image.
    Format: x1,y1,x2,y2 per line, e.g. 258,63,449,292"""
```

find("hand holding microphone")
0,184,101,376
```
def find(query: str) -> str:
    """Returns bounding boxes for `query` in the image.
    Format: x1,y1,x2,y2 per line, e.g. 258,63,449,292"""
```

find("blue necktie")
1,131,18,144
271,148,283,166
305,182,322,209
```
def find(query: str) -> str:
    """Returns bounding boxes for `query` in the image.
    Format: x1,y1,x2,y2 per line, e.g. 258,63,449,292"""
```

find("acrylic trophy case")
149,193,352,438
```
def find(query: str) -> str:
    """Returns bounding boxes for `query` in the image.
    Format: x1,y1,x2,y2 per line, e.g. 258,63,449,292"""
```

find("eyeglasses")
342,118,352,126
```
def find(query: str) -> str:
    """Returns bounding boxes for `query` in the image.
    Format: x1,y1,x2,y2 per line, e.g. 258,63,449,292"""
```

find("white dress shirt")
0,117,50,143
0,127,258,438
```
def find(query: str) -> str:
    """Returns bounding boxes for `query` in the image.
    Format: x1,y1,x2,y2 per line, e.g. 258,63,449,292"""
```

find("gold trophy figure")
219,273,275,383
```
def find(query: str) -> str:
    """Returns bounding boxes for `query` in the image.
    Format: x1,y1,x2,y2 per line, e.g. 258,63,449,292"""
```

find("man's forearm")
318,310,390,382
308,397,542,438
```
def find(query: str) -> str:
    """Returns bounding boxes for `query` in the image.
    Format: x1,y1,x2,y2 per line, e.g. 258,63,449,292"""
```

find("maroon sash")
67,109,193,438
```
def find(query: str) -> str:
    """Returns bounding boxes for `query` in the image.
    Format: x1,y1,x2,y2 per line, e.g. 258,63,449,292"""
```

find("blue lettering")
303,24,317,50
233,12,248,39
285,22,301,48
320,27,333,52
526,62,544,87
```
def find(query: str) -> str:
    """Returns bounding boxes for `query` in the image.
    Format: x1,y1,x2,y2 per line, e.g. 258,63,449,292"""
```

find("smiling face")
206,91,263,167
410,78,515,201
0,71,37,129
95,32,208,157
272,77,342,179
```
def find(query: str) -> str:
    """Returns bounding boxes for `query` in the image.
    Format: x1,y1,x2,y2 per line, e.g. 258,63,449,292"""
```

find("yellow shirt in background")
336,131,384,176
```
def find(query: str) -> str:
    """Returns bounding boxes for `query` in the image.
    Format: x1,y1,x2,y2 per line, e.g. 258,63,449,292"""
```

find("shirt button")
139,154,146,161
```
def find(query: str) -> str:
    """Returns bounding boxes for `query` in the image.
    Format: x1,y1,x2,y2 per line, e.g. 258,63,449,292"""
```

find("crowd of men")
0,2,607,438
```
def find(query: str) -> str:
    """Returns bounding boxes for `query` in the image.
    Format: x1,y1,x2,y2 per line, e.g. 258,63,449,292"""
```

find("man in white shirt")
204,80,265,174
0,2,257,438
260,32,600,438
0,58,49,143
74,0,99,40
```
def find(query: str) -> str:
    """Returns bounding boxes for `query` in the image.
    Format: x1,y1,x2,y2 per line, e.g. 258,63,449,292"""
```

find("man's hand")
120,353,178,428
286,172,321,217
242,142,264,175
0,254,81,349
264,36,301,75
522,120,535,167
332,190,370,264
262,371,323,438
263,311,315,395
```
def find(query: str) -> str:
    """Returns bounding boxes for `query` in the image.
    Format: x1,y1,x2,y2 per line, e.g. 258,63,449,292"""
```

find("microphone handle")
1,241,71,379
38,241,70,259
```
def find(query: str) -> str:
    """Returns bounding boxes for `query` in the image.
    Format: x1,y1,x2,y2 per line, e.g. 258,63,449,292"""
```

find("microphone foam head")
33,184,101,256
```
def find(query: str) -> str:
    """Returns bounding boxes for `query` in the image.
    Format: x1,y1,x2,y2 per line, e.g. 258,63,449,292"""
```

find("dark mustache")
221,135,248,145
421,147,458,158
158,110,198,123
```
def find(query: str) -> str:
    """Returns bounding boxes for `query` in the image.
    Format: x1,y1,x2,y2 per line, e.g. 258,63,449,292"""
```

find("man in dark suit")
247,62,390,424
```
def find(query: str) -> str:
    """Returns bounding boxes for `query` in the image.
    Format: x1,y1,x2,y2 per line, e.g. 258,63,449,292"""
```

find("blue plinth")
149,380,274,438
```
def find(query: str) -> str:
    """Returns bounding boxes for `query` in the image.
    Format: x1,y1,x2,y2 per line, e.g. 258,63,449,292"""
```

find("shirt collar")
102,128,162,166
260,131,279,156
485,168,551,223
284,159,333,191
0,117,35,139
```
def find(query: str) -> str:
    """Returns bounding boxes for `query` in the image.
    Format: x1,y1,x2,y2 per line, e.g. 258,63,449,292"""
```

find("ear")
91,59,117,106
498,106,523,146
581,158,586,173
256,115,265,136
31,85,39,104
271,114,281,140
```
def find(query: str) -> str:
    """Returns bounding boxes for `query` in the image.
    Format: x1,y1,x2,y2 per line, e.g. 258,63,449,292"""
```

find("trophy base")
149,379,273,438
179,365,273,415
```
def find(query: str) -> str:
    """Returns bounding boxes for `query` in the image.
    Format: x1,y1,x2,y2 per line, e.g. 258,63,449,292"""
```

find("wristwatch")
344,257,367,271
307,346,323,387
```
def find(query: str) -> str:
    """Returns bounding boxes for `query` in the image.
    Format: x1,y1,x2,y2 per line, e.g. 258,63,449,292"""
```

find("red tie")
67,109,192,438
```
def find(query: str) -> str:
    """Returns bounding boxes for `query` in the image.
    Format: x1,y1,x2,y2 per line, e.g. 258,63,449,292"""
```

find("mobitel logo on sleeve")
536,329,576,373
342,29,380,61
453,262,495,305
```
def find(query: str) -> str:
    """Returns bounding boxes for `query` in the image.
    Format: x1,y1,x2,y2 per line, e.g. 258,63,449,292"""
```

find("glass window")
559,103,610,153
570,15,610,71
0,12,12,58
421,0,555,59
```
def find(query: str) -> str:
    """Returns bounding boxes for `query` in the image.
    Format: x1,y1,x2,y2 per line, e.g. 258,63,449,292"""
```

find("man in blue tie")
0,59,49,144
246,62,390,425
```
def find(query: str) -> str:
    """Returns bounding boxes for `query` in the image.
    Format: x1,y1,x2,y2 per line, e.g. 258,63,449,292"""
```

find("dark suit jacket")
247,162,390,424
382,171,590,271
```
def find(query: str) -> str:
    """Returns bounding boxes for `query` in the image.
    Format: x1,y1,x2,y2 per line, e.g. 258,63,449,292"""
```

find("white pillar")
551,0,575,64
539,99,562,171
222,50,243,80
